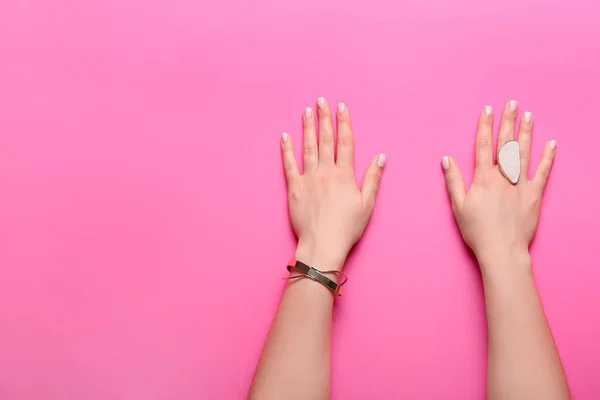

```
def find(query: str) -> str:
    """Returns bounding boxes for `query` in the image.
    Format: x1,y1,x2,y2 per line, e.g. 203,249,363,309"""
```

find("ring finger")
517,111,534,181
302,106,318,172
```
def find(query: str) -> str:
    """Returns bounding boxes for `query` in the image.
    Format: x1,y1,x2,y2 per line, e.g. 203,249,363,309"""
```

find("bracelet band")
284,259,347,296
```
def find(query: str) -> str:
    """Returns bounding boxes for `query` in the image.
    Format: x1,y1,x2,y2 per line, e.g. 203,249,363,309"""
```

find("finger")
361,153,386,208
497,100,518,150
441,156,466,209
302,106,318,172
317,97,335,166
336,102,354,168
475,105,494,180
281,132,300,184
532,140,557,194
517,111,533,180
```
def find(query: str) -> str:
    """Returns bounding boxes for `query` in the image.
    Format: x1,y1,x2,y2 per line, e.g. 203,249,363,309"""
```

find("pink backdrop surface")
1,0,599,398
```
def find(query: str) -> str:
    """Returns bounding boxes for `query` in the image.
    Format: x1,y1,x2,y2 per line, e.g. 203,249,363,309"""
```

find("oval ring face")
498,140,520,184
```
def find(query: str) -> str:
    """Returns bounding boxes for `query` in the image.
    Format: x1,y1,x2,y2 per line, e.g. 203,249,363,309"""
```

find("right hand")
442,101,557,268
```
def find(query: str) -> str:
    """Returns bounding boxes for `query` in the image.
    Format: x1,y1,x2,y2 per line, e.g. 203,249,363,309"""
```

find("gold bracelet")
283,259,347,296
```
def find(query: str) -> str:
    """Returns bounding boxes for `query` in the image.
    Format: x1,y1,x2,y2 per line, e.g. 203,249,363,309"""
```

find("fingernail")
508,100,517,113
317,97,326,109
549,140,556,150
442,156,450,170
377,153,386,168
305,107,313,119
484,105,493,116
524,111,532,124
338,102,346,113
281,132,289,143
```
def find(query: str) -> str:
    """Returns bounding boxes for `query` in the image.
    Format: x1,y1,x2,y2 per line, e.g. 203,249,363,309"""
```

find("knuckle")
477,135,493,149
520,122,533,132
520,150,530,163
303,145,317,156
338,133,353,146
479,117,493,128
283,159,296,172
520,126,532,134
525,193,541,210
318,107,331,118
540,167,551,179
320,132,334,145
289,188,301,201
303,119,316,130
445,174,457,189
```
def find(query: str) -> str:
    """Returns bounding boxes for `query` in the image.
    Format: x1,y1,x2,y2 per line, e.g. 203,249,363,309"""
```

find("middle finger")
317,97,335,166
496,100,518,156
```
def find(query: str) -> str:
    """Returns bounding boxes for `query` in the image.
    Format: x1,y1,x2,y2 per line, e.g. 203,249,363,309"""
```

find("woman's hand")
281,97,385,271
442,102,556,269
251,99,385,399
442,101,570,400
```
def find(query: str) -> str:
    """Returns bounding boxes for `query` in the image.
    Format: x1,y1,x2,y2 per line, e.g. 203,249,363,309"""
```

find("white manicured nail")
549,140,556,150
305,107,313,119
442,156,450,170
281,132,289,143
338,102,346,113
524,111,533,124
377,153,386,168
508,100,517,113
317,97,326,109
484,105,493,116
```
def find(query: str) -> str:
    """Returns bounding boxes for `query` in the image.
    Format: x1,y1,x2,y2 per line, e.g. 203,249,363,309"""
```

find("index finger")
475,105,494,180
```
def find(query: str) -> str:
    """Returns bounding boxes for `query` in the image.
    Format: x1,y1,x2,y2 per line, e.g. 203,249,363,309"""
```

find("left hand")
280,97,385,271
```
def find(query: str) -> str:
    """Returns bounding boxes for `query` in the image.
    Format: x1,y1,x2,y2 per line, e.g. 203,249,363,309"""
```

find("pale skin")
249,97,385,400
443,101,570,399
250,98,569,400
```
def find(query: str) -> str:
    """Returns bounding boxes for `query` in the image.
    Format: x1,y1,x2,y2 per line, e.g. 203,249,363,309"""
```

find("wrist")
294,241,348,271
476,247,533,284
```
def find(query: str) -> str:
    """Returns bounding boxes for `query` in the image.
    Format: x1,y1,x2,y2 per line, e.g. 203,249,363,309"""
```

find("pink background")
1,0,599,398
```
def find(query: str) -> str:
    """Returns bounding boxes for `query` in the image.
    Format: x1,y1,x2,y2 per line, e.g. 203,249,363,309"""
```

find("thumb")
361,153,386,208
442,156,466,208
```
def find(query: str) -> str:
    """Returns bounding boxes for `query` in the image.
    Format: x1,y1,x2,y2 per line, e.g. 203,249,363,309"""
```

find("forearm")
479,251,570,400
249,249,342,400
